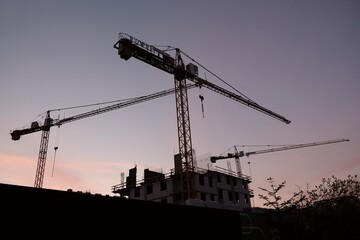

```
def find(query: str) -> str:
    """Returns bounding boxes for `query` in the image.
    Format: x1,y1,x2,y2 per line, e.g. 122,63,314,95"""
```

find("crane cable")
153,45,256,104
154,45,209,118
51,121,61,177
199,72,206,118
47,96,143,113
179,49,256,103
13,96,146,132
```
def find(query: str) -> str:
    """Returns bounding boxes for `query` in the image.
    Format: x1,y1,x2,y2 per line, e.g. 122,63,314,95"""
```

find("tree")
258,177,305,210
258,174,360,210
305,174,360,207
257,175,360,240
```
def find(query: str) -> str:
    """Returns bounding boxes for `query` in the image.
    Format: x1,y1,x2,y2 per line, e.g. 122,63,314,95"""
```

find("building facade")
112,155,253,211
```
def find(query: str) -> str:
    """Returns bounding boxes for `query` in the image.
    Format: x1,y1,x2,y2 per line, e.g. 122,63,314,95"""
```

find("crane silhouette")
113,32,291,201
10,85,196,188
210,138,350,177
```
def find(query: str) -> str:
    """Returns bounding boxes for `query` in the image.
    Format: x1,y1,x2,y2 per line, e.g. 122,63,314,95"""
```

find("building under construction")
111,138,350,213
111,153,254,211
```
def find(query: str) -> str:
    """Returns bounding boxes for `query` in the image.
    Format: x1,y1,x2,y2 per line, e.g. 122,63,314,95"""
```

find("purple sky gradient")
1,0,359,207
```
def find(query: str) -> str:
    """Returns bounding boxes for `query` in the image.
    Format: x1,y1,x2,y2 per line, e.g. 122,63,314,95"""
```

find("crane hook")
51,146,58,177
51,125,61,177
198,83,205,118
199,94,205,118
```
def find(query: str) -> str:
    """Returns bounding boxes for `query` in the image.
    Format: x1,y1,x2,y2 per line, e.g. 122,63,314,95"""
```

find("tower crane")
113,32,291,201
10,85,196,188
210,138,350,177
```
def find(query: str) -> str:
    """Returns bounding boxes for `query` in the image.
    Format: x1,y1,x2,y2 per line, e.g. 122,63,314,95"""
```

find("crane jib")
114,33,291,125
9,83,196,188
210,138,349,163
9,84,197,141
191,76,291,124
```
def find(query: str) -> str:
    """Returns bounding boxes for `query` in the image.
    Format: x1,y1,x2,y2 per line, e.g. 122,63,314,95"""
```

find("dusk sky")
1,0,359,207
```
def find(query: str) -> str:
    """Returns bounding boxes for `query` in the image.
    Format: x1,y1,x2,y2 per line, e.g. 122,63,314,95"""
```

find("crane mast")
173,49,196,200
10,86,193,188
34,111,52,188
233,146,242,177
113,32,291,201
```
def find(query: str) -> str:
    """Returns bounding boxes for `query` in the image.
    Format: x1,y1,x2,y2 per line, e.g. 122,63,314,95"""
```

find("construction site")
4,32,352,239
111,138,348,212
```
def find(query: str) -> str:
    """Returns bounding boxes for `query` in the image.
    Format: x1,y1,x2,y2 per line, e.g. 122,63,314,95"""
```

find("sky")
1,0,359,207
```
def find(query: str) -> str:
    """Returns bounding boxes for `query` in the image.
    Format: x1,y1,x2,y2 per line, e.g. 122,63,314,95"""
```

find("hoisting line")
51,124,61,177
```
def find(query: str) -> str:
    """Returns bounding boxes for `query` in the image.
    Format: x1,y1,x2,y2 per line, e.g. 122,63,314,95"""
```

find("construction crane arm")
10,116,53,141
10,84,196,141
113,33,175,74
210,153,242,163
10,85,196,188
56,84,196,126
210,138,349,178
211,138,350,163
11,126,43,140
190,75,290,124
244,138,350,157
114,32,290,124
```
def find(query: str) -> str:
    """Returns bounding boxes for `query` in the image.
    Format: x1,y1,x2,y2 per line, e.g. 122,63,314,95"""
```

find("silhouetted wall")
1,183,244,238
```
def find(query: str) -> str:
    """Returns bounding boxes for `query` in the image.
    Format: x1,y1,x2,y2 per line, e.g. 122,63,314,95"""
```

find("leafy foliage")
258,177,306,210
257,175,360,239
258,174,360,210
